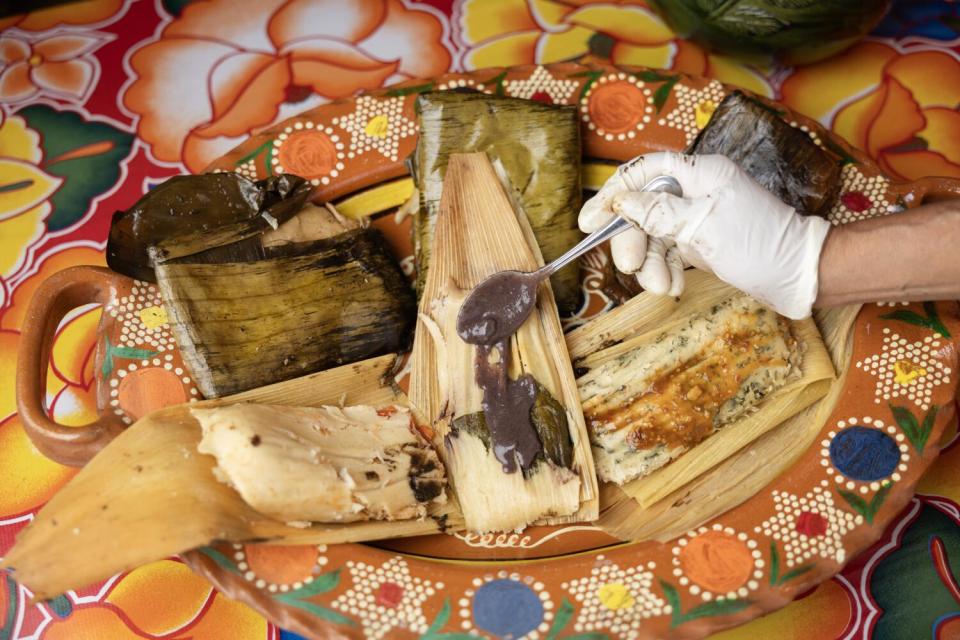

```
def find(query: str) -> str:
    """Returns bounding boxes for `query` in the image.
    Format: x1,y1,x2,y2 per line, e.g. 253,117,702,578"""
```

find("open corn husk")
2,355,461,600
596,303,859,541
566,270,835,526
409,153,598,533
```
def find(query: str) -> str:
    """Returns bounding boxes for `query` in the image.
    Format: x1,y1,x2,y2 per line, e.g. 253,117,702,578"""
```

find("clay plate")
16,62,960,639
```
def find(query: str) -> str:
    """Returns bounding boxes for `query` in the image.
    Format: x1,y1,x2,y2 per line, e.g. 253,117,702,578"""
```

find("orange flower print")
123,0,453,172
0,0,125,32
457,0,772,96
781,42,960,181
0,34,107,103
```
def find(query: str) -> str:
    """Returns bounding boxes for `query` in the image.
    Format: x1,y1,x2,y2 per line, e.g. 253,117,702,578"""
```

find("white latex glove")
579,152,832,320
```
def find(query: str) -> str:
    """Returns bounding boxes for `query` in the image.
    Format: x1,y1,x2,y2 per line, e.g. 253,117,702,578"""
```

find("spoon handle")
541,175,683,277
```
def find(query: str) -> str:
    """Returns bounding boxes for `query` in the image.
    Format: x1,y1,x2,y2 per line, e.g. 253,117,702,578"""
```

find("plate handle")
16,266,128,467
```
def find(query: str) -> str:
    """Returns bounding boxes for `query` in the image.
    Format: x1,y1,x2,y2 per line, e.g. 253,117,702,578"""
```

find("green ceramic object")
647,0,891,65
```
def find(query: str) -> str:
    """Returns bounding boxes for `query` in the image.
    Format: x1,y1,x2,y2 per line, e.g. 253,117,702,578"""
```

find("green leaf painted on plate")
769,541,780,585
281,569,341,599
652,77,679,113
633,70,675,82
891,403,939,455
386,82,435,97
777,564,814,585
545,599,575,640
18,105,134,232
661,579,750,627
275,597,355,626
838,482,892,524
197,546,240,574
569,69,603,100
235,139,275,177
880,302,951,338
101,336,157,378
819,133,857,165
481,71,508,97
420,598,475,640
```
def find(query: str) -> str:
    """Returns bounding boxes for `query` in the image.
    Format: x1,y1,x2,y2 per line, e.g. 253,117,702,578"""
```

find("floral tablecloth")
1,1,959,639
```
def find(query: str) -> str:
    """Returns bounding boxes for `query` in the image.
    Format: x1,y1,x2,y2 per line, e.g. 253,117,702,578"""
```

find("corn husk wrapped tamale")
155,204,416,398
2,355,461,600
107,173,312,282
413,92,583,312
409,153,597,533
567,270,835,512
688,90,841,217
594,303,859,543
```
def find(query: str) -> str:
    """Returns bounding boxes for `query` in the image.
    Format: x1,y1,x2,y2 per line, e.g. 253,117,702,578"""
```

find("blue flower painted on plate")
472,579,543,639
873,0,960,40
829,426,900,481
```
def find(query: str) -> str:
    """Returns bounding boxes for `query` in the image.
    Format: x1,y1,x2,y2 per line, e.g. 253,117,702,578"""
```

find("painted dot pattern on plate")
581,73,654,142
659,80,725,144
106,281,172,352
671,525,763,601
562,556,667,639
827,165,895,225
332,556,441,640
505,65,578,104
821,417,908,492
460,572,553,639
333,96,417,162
857,329,951,410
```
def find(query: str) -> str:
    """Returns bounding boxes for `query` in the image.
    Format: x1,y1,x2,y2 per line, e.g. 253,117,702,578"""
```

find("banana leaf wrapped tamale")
413,92,583,313
155,203,416,398
107,173,312,282
409,153,598,533
688,90,841,217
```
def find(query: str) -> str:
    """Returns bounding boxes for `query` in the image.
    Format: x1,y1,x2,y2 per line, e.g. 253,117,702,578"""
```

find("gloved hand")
579,152,832,320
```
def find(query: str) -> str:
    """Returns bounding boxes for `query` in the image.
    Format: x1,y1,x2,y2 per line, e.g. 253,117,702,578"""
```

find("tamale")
688,91,841,217
413,92,583,312
578,293,802,485
2,355,462,600
409,153,597,533
195,403,445,524
107,173,312,281
568,270,835,507
155,203,416,398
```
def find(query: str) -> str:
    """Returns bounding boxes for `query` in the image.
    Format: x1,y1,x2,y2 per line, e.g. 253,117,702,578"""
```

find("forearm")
815,201,960,308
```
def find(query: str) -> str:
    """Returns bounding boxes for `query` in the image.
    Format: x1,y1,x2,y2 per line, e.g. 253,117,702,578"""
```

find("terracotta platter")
16,62,960,639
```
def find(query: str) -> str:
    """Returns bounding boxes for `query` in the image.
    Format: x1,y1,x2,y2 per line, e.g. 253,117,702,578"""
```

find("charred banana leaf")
413,92,583,312
688,91,841,217
108,173,312,281
156,228,416,398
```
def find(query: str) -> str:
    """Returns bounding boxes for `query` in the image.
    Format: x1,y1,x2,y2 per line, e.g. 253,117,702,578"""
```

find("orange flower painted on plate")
0,34,107,103
781,42,960,181
457,0,772,96
122,0,452,172
679,531,754,594
277,130,339,178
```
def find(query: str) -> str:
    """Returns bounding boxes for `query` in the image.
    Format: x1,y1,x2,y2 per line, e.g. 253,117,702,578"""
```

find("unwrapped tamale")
688,90,841,217
194,403,446,524
578,293,801,485
413,92,583,312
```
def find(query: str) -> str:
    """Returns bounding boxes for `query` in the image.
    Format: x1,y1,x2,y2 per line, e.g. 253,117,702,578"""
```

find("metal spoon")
456,175,683,345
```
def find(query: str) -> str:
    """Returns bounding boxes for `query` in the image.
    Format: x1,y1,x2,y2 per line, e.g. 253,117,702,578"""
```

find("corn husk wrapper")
409,153,598,533
566,270,837,536
595,302,858,542
2,355,461,600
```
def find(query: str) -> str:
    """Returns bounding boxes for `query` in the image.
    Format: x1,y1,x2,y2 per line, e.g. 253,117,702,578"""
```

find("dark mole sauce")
456,271,545,474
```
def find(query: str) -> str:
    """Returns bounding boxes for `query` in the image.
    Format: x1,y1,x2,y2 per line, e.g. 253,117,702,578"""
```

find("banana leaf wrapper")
155,227,416,398
688,90,841,217
107,173,312,282
413,92,583,313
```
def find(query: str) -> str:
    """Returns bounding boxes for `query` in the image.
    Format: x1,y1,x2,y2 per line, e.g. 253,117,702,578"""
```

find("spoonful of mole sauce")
456,175,683,345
